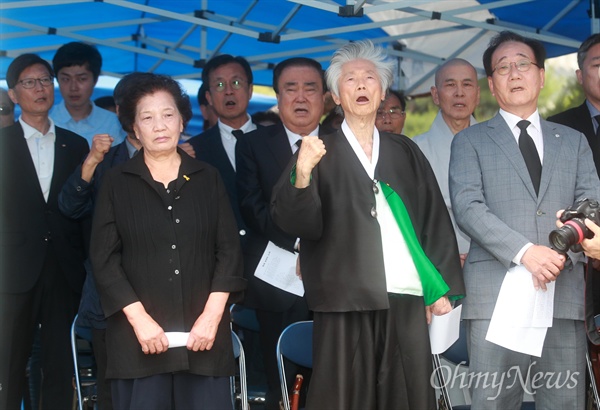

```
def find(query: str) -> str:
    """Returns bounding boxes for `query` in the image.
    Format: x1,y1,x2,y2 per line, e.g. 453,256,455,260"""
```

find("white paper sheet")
254,241,304,297
429,305,462,354
486,265,555,357
165,332,189,348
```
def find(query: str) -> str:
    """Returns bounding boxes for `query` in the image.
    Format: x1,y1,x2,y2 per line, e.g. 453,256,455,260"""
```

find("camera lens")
549,219,586,253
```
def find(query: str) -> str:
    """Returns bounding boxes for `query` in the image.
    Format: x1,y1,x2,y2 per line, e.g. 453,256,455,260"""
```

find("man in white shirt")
235,57,325,410
0,53,89,410
187,55,258,241
51,42,126,147
449,31,600,409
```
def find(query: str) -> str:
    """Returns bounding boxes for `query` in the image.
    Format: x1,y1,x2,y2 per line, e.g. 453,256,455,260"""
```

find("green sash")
380,182,458,305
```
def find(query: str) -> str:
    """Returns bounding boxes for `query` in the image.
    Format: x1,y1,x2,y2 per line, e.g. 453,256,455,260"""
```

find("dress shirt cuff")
513,242,534,265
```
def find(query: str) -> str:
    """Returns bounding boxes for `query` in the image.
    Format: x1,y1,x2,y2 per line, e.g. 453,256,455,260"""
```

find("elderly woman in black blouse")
91,74,245,409
271,41,465,409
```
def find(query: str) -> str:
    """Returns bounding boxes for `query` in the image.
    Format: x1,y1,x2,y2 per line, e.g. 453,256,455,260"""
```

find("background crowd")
2,30,600,410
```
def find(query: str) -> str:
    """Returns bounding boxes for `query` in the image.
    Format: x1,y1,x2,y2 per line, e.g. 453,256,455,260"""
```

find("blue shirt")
51,100,126,147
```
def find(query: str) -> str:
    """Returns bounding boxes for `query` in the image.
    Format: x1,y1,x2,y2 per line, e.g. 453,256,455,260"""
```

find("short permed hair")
482,31,546,77
116,73,193,135
53,42,103,81
6,53,54,89
113,72,155,107
325,40,394,98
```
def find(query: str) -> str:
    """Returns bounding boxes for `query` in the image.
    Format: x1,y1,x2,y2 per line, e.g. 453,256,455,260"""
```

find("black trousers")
0,249,80,410
307,294,436,410
111,373,232,410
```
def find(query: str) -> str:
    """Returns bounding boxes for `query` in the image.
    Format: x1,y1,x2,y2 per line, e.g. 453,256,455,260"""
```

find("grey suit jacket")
449,113,600,320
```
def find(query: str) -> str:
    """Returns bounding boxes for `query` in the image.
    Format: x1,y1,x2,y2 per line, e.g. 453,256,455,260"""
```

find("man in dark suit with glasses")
0,53,89,410
187,55,259,245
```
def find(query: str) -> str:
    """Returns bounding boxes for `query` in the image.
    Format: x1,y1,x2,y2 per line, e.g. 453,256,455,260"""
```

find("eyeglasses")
18,76,54,89
210,79,246,92
0,105,13,115
492,60,539,76
376,108,405,119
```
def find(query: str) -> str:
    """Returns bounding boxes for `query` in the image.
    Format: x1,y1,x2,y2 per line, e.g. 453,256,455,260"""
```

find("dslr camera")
549,198,600,254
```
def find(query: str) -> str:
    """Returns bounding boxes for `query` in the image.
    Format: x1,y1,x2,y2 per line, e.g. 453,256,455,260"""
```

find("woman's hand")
187,292,229,352
425,296,451,324
122,301,169,354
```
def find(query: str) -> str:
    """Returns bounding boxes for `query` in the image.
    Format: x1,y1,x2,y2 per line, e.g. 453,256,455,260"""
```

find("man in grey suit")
450,31,600,409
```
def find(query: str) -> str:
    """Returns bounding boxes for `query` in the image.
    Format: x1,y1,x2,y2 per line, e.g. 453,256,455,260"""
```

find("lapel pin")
61,144,66,147
183,175,190,181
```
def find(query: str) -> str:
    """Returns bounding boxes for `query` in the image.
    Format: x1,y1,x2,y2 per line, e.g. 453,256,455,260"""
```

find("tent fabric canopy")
0,0,596,96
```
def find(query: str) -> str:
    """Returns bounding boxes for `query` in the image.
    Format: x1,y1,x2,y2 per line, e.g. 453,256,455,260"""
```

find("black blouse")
91,148,246,379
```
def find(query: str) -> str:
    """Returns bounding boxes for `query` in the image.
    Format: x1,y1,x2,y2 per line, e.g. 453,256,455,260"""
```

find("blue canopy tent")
0,0,598,132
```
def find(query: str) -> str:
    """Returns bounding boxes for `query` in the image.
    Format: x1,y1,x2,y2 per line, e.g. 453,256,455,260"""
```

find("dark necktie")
517,120,542,195
292,138,302,154
232,129,244,139
595,115,600,140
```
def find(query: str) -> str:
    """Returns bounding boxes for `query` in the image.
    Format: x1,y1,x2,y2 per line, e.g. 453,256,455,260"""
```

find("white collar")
340,120,380,180
19,116,56,139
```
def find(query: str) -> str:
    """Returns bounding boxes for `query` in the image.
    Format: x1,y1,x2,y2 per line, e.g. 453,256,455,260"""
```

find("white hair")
325,40,394,97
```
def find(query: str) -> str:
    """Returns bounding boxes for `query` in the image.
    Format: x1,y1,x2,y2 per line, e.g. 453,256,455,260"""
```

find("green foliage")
403,63,585,138
402,98,438,137
539,66,584,118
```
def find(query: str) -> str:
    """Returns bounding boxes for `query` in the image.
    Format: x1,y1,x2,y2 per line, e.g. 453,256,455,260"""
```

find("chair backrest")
276,321,313,410
230,304,260,332
442,320,469,366
277,321,313,368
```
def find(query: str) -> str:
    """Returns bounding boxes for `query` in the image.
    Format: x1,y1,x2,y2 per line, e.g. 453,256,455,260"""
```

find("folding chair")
230,304,267,405
586,347,600,409
231,329,249,410
230,303,260,332
433,319,471,410
433,320,538,410
276,321,313,410
70,314,97,410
